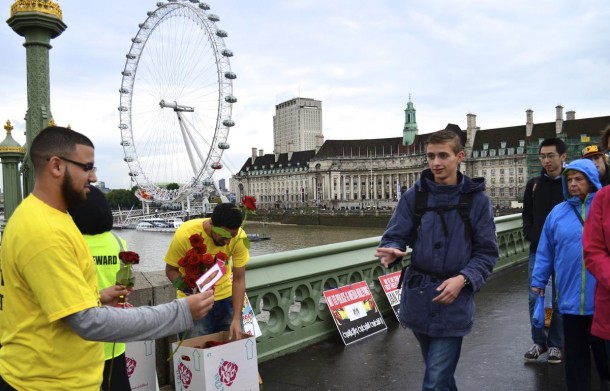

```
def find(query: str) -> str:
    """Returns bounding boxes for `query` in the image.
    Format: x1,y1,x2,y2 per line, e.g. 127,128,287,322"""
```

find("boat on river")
247,233,271,242
136,218,183,233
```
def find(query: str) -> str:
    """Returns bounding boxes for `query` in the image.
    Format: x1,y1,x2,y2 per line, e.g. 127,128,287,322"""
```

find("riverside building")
231,98,610,211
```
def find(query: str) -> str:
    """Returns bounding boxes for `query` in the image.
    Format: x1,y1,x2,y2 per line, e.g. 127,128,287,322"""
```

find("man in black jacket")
522,138,566,364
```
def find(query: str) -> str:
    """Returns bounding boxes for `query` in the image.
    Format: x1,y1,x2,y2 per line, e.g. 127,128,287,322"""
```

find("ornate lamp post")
0,121,25,221
7,0,66,195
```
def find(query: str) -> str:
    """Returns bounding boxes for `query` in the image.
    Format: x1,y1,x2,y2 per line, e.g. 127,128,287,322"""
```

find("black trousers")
563,314,610,391
101,352,132,391
0,376,17,391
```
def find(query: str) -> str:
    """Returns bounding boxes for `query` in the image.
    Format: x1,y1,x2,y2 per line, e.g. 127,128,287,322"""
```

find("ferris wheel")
118,0,236,202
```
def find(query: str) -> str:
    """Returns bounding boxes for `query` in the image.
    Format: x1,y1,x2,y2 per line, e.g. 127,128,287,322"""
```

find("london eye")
118,0,235,202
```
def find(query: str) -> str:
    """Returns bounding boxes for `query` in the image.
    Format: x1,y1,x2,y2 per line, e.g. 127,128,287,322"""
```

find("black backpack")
404,187,475,248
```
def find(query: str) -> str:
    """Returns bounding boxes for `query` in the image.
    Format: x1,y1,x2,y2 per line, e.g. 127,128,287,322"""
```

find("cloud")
2,0,610,192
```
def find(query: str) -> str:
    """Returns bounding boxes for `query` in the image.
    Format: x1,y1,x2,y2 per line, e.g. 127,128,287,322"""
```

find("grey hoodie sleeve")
63,299,193,342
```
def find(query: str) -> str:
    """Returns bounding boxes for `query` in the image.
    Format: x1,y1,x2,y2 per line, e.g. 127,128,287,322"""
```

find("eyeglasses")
538,153,559,161
49,156,97,172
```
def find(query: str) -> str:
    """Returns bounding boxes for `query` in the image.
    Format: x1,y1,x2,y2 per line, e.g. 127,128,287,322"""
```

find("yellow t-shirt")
165,218,249,300
82,231,127,360
0,195,103,391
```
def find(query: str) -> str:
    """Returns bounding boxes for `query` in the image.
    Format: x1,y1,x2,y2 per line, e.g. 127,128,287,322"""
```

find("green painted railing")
246,213,528,361
132,213,528,388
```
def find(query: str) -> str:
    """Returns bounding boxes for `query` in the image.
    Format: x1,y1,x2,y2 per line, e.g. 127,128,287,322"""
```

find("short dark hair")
68,186,113,235
425,129,463,154
30,126,94,172
211,203,242,229
600,125,610,152
539,138,566,155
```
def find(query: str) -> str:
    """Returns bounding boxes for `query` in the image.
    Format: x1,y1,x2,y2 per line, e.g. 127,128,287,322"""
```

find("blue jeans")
413,331,463,391
182,297,234,339
528,251,563,348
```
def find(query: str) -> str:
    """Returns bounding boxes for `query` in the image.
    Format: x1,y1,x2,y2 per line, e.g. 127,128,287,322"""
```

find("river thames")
120,222,385,272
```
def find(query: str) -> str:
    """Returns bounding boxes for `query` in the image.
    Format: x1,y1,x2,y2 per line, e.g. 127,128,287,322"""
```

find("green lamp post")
7,0,66,196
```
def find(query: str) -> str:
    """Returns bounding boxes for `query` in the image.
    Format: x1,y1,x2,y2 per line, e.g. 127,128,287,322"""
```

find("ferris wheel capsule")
218,142,230,149
211,162,223,170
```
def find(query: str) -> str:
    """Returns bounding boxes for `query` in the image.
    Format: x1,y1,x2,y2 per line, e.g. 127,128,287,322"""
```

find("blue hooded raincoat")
379,169,498,337
531,159,602,316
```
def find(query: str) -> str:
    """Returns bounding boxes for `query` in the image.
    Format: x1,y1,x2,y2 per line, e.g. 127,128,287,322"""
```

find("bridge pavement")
258,262,602,391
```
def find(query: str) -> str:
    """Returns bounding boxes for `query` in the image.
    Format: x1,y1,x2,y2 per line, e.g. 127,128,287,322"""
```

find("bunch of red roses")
172,233,228,294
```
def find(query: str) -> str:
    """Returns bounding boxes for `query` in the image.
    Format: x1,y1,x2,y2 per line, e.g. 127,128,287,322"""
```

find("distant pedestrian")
522,138,566,364
531,159,608,390
581,144,610,186
375,129,498,390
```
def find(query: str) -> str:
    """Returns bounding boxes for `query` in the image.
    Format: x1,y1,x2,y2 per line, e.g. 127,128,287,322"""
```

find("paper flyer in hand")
195,263,223,292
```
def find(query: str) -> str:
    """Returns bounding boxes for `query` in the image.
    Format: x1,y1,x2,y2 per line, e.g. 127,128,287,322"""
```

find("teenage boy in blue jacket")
531,159,609,390
375,129,498,391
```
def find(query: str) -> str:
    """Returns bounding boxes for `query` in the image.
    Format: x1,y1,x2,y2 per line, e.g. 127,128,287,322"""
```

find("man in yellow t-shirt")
165,203,250,340
0,126,214,391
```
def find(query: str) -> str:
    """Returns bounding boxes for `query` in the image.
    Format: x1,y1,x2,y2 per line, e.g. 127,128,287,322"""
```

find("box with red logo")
172,331,258,390
125,340,159,391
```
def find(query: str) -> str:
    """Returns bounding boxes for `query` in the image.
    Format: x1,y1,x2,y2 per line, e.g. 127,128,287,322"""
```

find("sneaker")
547,347,562,364
524,344,547,361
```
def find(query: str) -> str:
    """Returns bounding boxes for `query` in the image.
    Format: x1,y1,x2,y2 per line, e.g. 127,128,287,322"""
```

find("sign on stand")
378,271,402,320
323,281,387,345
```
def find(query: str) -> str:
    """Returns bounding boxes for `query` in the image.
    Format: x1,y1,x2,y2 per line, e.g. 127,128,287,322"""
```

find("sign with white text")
379,271,402,320
323,281,387,345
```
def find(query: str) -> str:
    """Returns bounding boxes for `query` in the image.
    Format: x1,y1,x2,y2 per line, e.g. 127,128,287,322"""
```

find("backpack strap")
405,187,428,247
571,206,584,226
457,192,475,241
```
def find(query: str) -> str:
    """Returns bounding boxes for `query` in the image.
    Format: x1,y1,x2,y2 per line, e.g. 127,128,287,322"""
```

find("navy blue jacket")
379,169,499,337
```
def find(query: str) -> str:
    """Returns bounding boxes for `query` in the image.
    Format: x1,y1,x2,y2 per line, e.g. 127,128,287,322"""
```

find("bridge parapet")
130,213,528,389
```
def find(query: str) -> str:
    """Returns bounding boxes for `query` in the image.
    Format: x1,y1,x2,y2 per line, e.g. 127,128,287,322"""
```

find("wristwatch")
459,273,470,286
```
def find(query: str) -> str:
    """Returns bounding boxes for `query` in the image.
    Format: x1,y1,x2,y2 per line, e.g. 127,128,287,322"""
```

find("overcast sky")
1,0,609,190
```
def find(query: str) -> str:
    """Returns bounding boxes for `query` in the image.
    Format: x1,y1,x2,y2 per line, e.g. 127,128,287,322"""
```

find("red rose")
119,251,140,265
201,253,215,267
189,233,205,250
242,196,257,212
184,274,197,289
186,253,199,266
185,264,199,277
215,252,228,263
178,257,187,267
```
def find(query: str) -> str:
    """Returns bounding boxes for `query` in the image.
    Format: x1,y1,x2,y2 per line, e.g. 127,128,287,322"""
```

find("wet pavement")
259,263,604,391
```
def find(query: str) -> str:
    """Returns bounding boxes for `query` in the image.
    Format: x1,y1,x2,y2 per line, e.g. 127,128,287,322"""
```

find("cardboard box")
125,340,159,391
172,332,258,390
